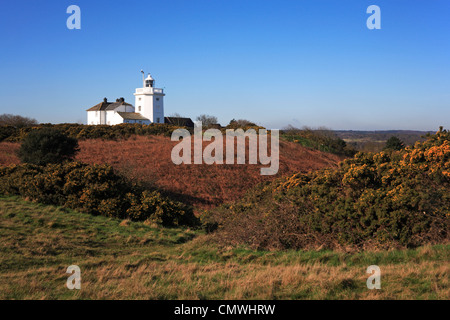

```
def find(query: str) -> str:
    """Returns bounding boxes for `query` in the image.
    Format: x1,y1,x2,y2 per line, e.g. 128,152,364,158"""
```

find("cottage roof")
86,101,111,111
164,117,195,127
105,101,134,111
117,112,149,120
86,98,133,112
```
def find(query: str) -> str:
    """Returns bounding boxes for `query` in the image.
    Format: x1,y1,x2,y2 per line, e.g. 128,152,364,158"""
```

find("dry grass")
0,196,448,300
0,136,343,210
0,142,20,166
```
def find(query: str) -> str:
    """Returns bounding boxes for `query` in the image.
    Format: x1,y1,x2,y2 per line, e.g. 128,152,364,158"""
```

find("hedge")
0,123,184,142
0,162,198,227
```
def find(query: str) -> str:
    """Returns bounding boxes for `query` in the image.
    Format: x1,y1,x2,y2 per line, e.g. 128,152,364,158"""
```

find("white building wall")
134,90,164,123
87,110,109,125
88,105,137,125
106,110,125,125
87,111,101,125
100,111,106,124
153,95,164,123
135,94,152,121
87,111,95,125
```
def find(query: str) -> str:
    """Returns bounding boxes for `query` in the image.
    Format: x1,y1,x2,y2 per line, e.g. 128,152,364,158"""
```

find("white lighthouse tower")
134,71,165,123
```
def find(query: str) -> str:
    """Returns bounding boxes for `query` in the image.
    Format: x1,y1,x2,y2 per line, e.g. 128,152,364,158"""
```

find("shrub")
384,136,405,151
205,129,450,250
17,128,79,165
0,162,198,227
281,126,356,156
0,123,184,142
0,126,18,142
227,119,257,127
226,119,264,131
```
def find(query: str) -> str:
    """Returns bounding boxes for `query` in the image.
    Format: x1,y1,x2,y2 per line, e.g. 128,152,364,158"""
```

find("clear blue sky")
0,0,449,130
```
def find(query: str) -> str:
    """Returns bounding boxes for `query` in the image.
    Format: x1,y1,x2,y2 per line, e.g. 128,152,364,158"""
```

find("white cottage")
86,72,165,125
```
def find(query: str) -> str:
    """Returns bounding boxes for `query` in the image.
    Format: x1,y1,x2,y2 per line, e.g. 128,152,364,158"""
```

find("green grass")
0,196,448,299
281,134,332,152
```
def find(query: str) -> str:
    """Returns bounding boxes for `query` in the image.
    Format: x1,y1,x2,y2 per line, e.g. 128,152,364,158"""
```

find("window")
156,98,160,101
139,98,141,101
157,118,160,123
138,106,141,111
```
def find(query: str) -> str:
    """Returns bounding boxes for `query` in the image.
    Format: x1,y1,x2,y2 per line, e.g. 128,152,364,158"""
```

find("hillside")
206,129,450,250
0,136,343,210
0,196,448,299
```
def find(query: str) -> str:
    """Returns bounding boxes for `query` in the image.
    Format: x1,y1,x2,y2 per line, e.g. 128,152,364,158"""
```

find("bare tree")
0,114,38,128
227,119,257,129
282,124,301,135
196,114,218,126
169,113,187,126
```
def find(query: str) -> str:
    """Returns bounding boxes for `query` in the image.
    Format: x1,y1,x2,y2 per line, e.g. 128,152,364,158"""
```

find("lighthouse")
133,71,165,124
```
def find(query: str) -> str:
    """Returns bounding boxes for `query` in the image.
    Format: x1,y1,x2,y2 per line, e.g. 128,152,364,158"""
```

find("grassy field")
0,196,448,300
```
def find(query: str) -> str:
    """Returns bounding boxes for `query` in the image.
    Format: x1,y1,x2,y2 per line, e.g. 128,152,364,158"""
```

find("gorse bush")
0,123,183,142
226,119,265,131
17,128,79,165
281,126,356,156
0,126,17,142
0,162,198,227
205,128,450,250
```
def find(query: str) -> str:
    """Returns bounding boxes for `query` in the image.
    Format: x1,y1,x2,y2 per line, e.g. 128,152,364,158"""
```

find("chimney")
103,97,107,103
